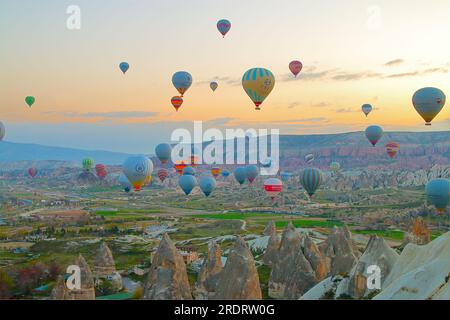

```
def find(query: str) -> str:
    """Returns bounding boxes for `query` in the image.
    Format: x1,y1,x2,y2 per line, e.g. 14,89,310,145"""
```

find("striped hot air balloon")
95,164,108,179
171,96,183,111
82,158,94,172
242,68,275,110
157,168,169,182
385,142,399,159
174,161,187,175
264,178,283,202
217,19,231,38
211,167,221,179
304,153,314,165
301,168,323,197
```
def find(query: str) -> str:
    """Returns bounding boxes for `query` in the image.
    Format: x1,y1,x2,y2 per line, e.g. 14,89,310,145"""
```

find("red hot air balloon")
28,167,37,178
157,168,169,182
289,60,303,77
95,164,108,179
385,142,399,159
174,161,187,175
264,178,283,202
171,96,183,112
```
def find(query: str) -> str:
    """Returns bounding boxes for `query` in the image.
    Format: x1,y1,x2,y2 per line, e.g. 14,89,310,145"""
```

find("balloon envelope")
171,96,183,111
426,179,450,213
304,153,314,165
385,142,399,159
412,87,446,125
155,143,172,165
182,166,196,176
365,125,383,147
119,62,129,74
242,68,275,110
82,158,94,171
217,19,231,37
362,104,372,117
234,167,247,185
211,167,221,178
264,178,283,200
0,121,5,141
289,60,303,77
280,172,290,181
25,96,35,107
118,173,132,192
210,82,218,92
245,165,258,183
172,71,192,96
199,176,216,197
301,168,323,197
28,167,37,178
174,162,187,175
179,174,197,195
221,170,230,177
122,156,153,191
95,164,108,179
157,168,169,182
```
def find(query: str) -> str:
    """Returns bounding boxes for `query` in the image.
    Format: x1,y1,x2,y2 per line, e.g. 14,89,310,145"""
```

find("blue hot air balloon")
155,143,172,165
182,166,196,176
172,71,193,96
118,173,132,193
122,156,153,191
179,174,197,195
245,165,258,183
301,168,323,197
217,19,231,37
365,125,383,147
412,87,446,126
426,179,450,214
234,167,247,185
119,62,129,74
280,171,290,181
199,176,216,197
221,170,230,177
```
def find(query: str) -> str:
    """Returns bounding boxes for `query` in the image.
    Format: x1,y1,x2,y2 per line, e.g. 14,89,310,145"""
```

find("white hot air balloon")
122,156,153,191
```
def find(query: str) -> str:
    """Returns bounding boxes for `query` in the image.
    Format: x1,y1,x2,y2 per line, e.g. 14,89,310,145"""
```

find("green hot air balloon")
25,96,35,108
301,168,323,197
426,179,450,214
82,158,94,172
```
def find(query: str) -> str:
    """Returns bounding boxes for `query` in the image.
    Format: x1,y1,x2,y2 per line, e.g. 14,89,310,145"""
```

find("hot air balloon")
246,165,258,183
330,162,341,174
199,176,216,197
426,179,450,214
210,81,218,92
179,174,197,195
217,19,231,38
182,166,196,176
119,62,129,74
361,104,372,117
155,143,172,165
264,178,283,202
174,161,187,175
242,68,275,110
385,142,399,159
280,172,290,181
412,87,446,125
365,125,383,147
172,71,192,96
82,158,94,172
157,168,169,182
304,153,314,165
289,60,303,77
28,167,37,178
95,164,108,179
211,167,221,179
25,96,35,108
144,174,153,187
122,156,153,191
171,96,183,112
301,168,323,197
0,121,5,141
234,167,247,185
118,173,132,193
221,170,230,178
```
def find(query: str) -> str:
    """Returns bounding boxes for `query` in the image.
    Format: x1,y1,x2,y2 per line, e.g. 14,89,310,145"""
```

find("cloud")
331,71,382,81
197,76,240,86
287,101,302,109
274,117,328,124
81,111,158,118
384,71,419,78
311,101,330,108
384,59,404,67
335,107,357,113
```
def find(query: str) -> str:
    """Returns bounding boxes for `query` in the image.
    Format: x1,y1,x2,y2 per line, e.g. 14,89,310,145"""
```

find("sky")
0,0,449,153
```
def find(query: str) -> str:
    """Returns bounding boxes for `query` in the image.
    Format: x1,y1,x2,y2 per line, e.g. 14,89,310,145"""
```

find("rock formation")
374,231,450,300
262,223,279,267
403,217,430,245
335,235,399,299
263,221,276,236
268,222,318,299
214,236,262,300
302,234,329,280
51,254,95,300
194,240,222,299
318,225,360,276
93,242,123,292
142,233,192,300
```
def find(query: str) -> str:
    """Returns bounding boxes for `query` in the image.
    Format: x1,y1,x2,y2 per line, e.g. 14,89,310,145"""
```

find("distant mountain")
0,141,131,165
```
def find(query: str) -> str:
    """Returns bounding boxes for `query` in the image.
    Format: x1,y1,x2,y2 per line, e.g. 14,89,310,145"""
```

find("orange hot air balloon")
211,167,221,179
171,96,183,111
385,142,399,159
174,161,187,175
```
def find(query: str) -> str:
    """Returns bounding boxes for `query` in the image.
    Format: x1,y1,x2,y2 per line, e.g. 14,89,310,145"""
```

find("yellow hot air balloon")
242,68,275,110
